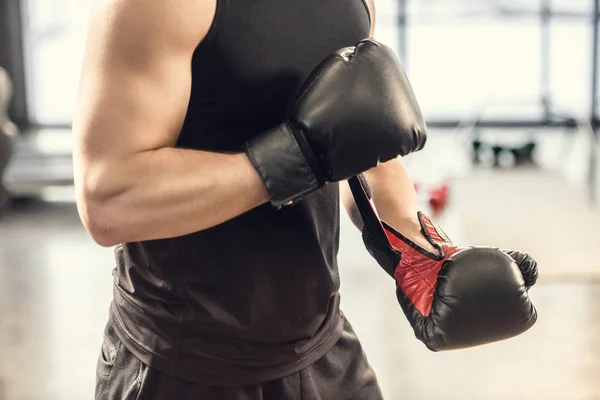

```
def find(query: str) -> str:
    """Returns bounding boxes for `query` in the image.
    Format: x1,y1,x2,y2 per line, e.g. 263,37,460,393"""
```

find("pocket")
95,322,146,400
96,324,121,378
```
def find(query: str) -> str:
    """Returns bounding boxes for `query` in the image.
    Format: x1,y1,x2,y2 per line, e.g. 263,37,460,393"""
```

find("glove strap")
348,176,451,256
245,124,324,208
347,175,389,244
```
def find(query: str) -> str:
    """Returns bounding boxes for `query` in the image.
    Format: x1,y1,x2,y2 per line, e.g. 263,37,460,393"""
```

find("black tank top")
109,0,370,386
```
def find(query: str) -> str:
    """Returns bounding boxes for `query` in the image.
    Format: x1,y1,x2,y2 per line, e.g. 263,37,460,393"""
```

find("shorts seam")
299,368,305,400
133,361,147,400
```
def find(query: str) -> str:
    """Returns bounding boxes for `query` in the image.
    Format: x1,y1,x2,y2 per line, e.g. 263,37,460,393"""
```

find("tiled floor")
1,199,600,400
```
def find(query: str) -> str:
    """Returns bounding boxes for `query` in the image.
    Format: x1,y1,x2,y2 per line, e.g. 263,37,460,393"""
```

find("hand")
348,177,538,351
503,250,539,288
244,38,427,208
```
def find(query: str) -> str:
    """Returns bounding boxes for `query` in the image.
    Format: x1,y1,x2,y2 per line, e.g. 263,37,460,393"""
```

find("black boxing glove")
244,38,426,208
348,176,538,351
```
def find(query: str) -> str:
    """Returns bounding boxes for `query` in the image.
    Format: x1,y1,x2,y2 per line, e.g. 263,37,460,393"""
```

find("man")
73,0,535,399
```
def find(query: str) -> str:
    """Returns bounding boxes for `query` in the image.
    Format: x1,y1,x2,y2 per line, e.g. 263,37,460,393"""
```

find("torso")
109,0,371,386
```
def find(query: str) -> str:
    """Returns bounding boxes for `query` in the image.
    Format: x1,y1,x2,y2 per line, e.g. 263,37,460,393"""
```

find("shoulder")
89,0,217,54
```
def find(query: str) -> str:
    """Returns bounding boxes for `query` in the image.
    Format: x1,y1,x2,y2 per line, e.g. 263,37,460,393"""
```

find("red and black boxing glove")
348,175,538,351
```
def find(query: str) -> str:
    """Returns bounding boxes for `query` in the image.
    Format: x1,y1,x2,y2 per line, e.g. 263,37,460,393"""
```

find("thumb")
504,250,538,289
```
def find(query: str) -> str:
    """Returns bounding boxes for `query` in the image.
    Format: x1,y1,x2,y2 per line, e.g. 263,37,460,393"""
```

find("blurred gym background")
1,0,600,399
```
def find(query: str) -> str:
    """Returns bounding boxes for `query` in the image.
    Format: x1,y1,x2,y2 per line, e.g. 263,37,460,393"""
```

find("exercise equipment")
472,138,537,169
0,67,16,213
415,182,450,215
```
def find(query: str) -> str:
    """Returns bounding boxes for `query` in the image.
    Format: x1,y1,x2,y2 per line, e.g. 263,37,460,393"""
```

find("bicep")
73,0,215,166
74,48,191,163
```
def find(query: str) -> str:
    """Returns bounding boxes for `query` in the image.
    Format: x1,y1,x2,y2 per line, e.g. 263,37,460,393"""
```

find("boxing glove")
348,175,538,351
244,38,427,208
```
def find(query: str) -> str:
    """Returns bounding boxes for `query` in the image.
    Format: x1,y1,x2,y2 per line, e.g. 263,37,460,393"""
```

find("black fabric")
110,0,371,387
96,316,383,400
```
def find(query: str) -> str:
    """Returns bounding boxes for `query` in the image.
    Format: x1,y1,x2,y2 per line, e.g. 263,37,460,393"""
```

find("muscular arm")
73,0,268,247
341,158,421,229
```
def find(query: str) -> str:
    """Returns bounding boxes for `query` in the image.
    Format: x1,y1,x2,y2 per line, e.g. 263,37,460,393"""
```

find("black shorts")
95,316,383,400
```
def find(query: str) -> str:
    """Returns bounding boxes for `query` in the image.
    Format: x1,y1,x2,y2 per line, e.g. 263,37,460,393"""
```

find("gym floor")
1,128,600,400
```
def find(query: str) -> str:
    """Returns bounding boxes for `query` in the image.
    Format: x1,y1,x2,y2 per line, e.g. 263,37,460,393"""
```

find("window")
402,0,593,121
22,0,93,125
21,0,596,125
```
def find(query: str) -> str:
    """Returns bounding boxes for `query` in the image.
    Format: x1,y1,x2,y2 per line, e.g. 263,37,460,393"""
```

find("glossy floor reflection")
1,200,599,400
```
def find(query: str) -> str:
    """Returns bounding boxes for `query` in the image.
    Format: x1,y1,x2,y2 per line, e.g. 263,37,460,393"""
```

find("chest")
179,0,371,150
201,0,370,84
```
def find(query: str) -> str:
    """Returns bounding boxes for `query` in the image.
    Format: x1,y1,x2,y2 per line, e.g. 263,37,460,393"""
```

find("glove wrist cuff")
244,123,324,208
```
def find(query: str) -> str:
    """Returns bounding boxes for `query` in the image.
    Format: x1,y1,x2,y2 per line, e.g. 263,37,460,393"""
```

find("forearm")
76,147,268,246
341,157,437,253
342,157,419,226
361,157,420,224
